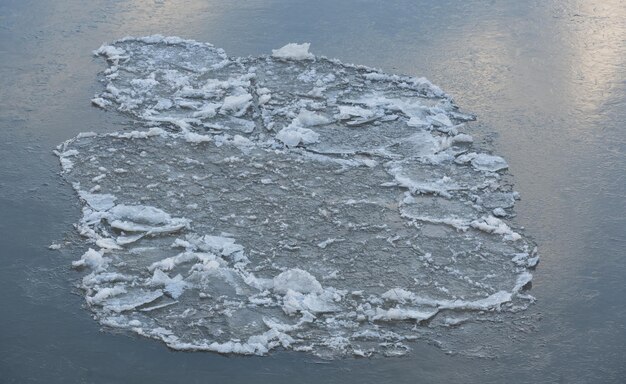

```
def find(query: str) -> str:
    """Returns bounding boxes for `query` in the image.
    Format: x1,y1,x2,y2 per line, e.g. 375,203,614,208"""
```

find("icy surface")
57,36,537,358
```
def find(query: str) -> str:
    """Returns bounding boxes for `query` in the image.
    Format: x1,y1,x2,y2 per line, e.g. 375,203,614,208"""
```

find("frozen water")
57,35,537,357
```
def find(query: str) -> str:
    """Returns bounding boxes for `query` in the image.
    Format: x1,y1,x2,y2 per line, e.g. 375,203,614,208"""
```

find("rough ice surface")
56,35,538,358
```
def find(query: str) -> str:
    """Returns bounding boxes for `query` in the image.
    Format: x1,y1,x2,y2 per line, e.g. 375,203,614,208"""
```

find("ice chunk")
72,248,109,271
192,235,244,259
381,288,417,304
183,131,212,144
148,252,220,272
441,291,513,311
78,192,116,211
107,205,189,234
372,307,438,322
150,269,188,299
492,207,507,217
471,153,508,172
87,285,127,305
232,135,254,153
109,205,174,225
192,103,220,118
281,290,339,315
276,126,320,147
386,164,459,198
96,238,122,250
94,45,127,64
335,105,375,120
291,109,332,127
275,109,330,147
271,43,314,60
110,127,167,139
220,93,253,116
273,269,323,294
101,290,164,313
471,216,521,241
513,272,533,293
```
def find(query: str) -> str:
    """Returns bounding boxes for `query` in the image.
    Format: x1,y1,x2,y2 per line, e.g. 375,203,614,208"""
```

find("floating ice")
271,43,314,60
57,35,537,358
273,269,323,295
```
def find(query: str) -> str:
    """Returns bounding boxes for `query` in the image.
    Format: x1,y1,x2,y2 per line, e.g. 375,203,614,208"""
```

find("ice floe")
56,35,538,358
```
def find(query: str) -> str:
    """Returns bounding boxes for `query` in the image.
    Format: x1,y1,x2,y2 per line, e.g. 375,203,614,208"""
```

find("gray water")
1,0,624,382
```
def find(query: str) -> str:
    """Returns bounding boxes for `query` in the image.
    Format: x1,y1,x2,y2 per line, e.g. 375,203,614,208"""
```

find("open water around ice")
57,36,537,358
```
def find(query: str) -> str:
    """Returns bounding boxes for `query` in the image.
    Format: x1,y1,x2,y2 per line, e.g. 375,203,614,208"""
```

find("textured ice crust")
57,36,538,358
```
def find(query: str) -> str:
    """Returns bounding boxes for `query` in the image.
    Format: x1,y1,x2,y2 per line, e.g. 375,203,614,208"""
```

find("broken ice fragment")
271,43,314,60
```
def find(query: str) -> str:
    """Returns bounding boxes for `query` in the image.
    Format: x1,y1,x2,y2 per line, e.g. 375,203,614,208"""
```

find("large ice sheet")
57,36,537,357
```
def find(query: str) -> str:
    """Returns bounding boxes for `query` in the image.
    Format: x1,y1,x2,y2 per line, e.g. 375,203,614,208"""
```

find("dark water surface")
1,0,624,382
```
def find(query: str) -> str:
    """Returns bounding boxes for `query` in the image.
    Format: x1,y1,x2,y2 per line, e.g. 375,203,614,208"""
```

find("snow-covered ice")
56,35,537,358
